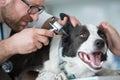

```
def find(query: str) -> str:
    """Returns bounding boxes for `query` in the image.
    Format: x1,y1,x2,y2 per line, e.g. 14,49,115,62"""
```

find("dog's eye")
80,34,85,37
79,32,87,38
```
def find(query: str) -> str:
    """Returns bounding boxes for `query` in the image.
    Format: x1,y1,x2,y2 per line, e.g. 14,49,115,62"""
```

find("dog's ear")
60,13,75,57
60,13,73,45
59,13,74,35
60,13,69,20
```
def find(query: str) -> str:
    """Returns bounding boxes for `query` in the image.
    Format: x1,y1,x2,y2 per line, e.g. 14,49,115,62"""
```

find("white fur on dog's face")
63,24,108,75
77,24,107,71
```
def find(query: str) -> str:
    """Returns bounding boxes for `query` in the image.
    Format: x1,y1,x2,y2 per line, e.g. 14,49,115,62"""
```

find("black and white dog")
34,14,108,80
9,13,119,80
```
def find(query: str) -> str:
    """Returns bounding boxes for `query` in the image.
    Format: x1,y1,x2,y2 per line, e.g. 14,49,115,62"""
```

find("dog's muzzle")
78,51,104,70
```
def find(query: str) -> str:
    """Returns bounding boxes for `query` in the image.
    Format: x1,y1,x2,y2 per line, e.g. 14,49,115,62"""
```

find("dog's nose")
95,39,105,49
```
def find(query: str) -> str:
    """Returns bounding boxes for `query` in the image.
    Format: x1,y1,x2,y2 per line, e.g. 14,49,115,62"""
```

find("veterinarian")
99,22,120,57
0,0,80,64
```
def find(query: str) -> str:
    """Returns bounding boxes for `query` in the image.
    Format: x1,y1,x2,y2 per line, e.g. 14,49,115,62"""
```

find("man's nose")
30,13,39,21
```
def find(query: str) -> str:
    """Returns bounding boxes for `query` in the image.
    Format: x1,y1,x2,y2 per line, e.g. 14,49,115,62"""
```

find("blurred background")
45,0,120,31
0,0,120,69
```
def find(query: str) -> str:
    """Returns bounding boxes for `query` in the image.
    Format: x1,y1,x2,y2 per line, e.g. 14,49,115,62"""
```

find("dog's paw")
36,71,68,80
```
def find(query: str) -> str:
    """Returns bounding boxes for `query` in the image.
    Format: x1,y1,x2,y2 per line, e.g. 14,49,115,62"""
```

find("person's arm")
99,22,120,56
0,39,15,64
0,28,54,64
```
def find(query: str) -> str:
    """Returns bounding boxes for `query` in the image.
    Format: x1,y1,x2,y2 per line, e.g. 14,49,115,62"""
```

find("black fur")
8,44,50,79
62,25,90,57
60,13,90,57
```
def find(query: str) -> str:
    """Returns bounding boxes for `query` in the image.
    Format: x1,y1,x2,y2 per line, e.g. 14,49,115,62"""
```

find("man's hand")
7,28,55,54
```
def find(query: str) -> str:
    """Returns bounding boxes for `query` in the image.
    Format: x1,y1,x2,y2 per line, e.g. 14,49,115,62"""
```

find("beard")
6,15,33,32
4,18,21,32
3,13,33,32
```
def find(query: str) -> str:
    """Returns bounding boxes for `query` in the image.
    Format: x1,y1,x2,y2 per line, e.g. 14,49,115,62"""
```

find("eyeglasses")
22,0,45,14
